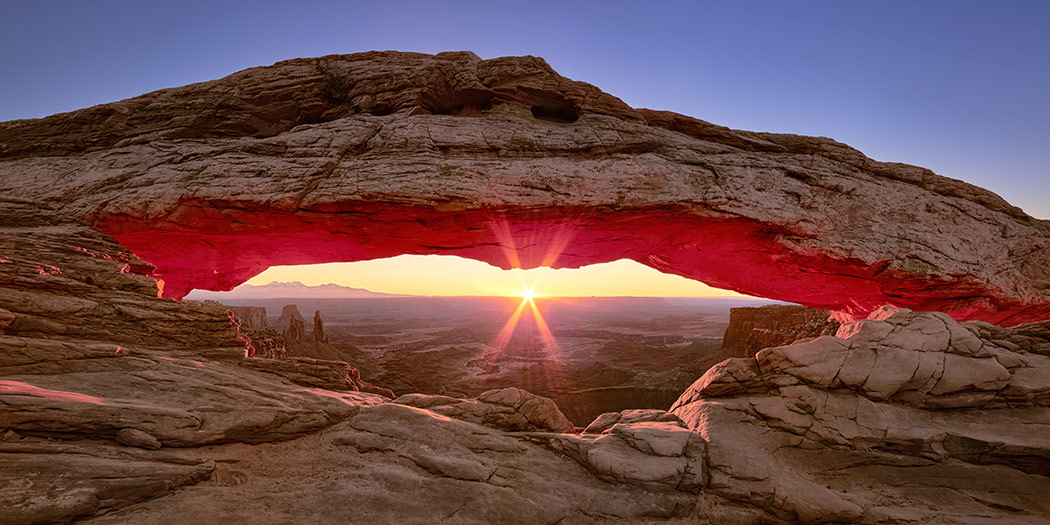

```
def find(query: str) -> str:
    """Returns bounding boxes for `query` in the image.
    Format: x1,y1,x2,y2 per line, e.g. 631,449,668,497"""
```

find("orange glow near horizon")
243,255,752,298
488,289,560,353
516,282,540,302
490,227,565,360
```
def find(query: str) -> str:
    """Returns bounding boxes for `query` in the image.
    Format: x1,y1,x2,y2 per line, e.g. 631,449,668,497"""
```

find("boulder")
395,387,575,433
672,306,1050,522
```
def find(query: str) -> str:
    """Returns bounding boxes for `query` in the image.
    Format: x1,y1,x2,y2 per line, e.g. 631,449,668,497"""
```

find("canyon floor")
212,296,767,426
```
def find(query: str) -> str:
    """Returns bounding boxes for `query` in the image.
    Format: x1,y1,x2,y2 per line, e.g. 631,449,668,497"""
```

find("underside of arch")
92,199,1045,325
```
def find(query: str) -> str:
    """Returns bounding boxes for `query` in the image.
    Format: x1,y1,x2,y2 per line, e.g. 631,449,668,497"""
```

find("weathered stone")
395,387,574,433
276,304,305,326
228,306,268,331
311,310,327,343
671,358,768,409
115,428,162,450
549,421,705,491
283,316,306,344
2,52,1048,323
4,52,1050,524
721,304,838,358
670,308,1050,522
0,443,213,524
583,408,683,434
755,336,850,388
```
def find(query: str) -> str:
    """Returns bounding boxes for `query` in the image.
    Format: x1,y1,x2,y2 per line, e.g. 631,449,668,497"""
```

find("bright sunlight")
246,255,749,298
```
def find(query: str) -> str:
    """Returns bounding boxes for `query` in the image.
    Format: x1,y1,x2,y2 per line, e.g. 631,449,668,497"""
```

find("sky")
247,256,749,298
2,1,1047,297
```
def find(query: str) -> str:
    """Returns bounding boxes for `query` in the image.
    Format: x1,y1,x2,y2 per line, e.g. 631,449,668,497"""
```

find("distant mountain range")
184,281,409,300
184,281,775,301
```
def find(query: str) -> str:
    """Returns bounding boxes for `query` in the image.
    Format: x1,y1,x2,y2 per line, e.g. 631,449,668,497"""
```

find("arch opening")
187,255,778,426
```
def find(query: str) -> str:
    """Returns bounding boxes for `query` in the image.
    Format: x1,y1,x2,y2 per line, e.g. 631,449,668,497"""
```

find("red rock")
312,310,328,344
283,315,306,343
1,51,1048,325
229,306,268,330
721,304,839,358
276,304,305,327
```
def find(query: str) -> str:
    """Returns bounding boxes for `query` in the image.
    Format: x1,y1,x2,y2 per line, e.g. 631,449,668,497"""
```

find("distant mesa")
276,303,305,326
185,281,408,300
721,304,840,359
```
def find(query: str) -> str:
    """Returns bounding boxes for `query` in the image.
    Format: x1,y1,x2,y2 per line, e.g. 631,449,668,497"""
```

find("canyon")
2,51,1050,523
218,296,740,426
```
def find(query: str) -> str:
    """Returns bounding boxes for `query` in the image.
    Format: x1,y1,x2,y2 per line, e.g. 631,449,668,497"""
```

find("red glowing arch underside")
91,200,1047,326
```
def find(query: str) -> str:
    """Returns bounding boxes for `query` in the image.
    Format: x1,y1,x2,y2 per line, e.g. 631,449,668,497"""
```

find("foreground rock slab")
394,387,575,433
672,306,1050,523
81,404,701,525
4,50,1050,524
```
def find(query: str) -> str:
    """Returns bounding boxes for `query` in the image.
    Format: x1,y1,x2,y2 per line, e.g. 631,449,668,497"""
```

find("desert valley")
2,48,1049,524
188,284,779,425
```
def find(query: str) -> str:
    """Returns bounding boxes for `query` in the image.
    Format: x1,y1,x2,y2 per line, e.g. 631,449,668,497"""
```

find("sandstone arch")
2,51,1048,325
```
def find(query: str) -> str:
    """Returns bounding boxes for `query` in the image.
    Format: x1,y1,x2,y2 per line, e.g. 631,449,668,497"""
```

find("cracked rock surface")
4,52,1050,524
672,306,1050,523
393,387,576,433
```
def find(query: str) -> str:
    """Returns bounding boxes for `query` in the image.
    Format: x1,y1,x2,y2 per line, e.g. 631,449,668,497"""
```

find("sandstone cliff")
2,198,1050,522
3,52,1050,523
721,304,840,358
229,306,268,331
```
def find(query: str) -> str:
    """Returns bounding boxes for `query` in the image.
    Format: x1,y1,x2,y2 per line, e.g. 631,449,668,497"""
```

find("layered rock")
394,387,575,433
276,304,305,327
1,51,1048,323
229,306,268,331
312,310,328,343
670,306,1050,522
229,306,286,359
283,315,306,343
0,202,244,352
4,216,1050,522
240,328,287,359
4,51,1050,524
89,404,703,524
721,304,839,358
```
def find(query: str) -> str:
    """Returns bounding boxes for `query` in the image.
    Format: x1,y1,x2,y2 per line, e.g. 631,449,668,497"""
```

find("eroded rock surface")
4,51,1050,524
394,387,575,433
4,223,1050,523
1,51,1048,323
228,306,286,359
672,306,1050,522
721,304,839,358
228,306,268,331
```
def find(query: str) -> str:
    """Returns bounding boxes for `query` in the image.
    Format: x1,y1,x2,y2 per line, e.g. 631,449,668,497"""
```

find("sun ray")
527,298,559,354
487,296,529,350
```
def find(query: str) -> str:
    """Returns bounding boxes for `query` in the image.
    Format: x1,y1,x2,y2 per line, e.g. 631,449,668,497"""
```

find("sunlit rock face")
671,306,1050,522
1,51,1048,325
3,168,1050,521
721,304,840,358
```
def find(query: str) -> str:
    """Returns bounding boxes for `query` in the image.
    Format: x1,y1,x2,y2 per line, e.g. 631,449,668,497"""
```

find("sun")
518,284,538,303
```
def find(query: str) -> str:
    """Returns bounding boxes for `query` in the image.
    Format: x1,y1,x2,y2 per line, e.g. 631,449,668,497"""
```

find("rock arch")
2,51,1048,325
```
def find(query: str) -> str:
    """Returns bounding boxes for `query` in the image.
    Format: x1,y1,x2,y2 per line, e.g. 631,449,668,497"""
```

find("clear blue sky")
2,0,1047,219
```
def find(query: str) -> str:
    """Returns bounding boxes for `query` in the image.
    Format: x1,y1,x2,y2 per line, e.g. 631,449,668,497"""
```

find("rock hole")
530,105,579,123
